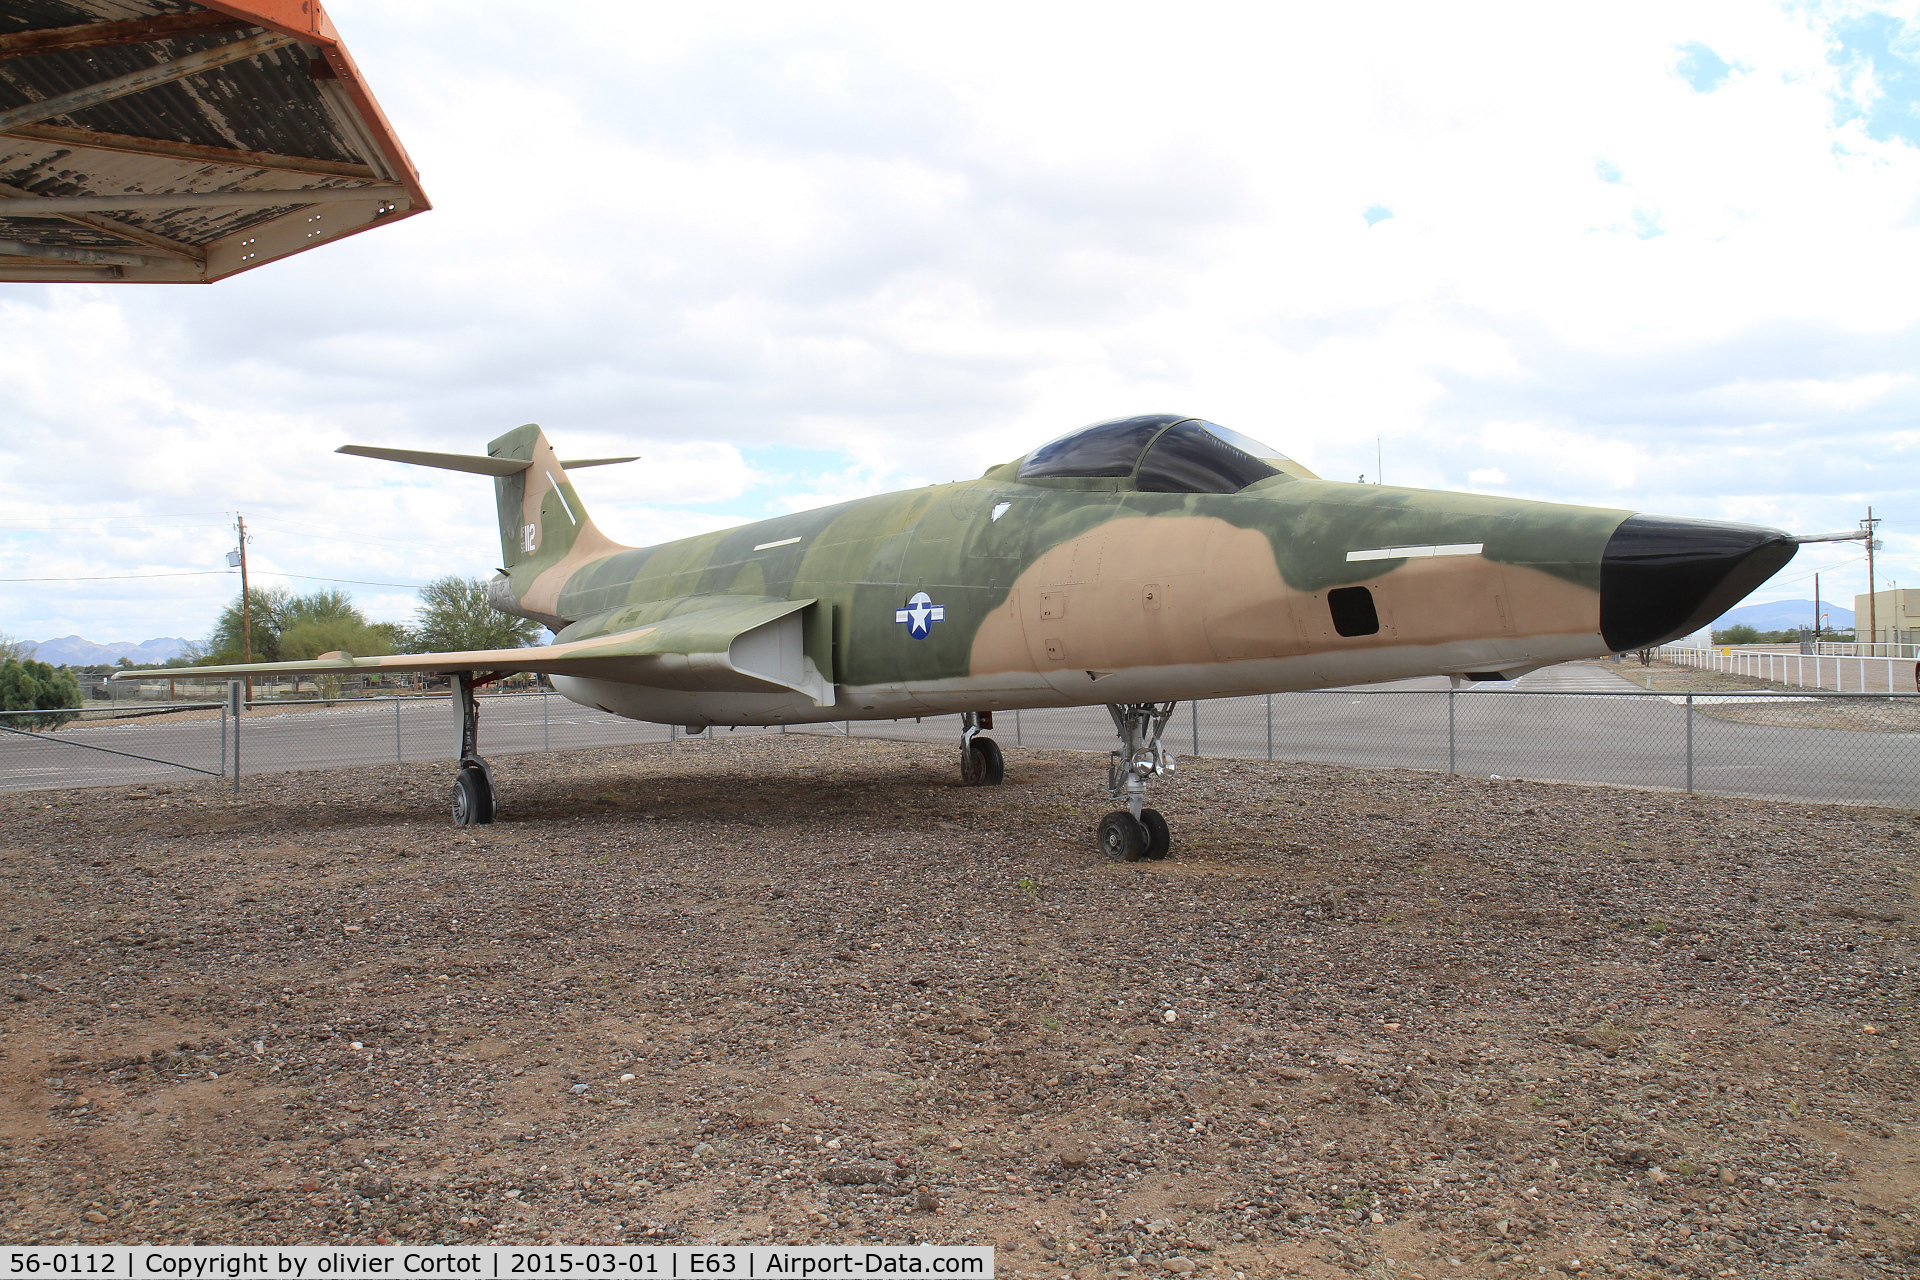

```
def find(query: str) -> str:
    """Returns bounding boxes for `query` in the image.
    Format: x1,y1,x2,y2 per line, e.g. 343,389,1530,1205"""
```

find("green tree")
0,657,82,729
200,587,377,664
0,632,30,663
202,586,291,663
1712,624,1762,645
279,617,397,661
410,576,541,652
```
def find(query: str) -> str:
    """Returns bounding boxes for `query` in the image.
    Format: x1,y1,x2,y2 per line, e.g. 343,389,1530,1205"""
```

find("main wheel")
451,765,495,826
960,735,1005,786
1097,810,1148,861
1139,807,1171,860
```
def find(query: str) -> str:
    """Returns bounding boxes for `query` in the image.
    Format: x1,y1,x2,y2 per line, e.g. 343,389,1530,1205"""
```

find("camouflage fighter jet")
143,414,1800,856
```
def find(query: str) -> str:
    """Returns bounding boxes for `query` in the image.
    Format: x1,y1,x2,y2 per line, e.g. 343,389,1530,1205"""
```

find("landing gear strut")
959,711,1004,786
1098,702,1175,861
450,672,497,826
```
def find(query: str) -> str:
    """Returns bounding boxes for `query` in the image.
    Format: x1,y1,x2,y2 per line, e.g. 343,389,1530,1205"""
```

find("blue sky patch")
1363,203,1393,226
1595,159,1622,184
1675,42,1734,92
1829,10,1920,147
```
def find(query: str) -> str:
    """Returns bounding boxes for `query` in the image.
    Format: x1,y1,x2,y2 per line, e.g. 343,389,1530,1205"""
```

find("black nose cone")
1600,514,1796,652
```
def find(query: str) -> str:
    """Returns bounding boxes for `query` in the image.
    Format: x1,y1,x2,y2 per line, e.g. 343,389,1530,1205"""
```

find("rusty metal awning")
0,1,429,283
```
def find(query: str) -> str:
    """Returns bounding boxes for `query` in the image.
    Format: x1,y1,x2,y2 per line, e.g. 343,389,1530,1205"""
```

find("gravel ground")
0,734,1915,1279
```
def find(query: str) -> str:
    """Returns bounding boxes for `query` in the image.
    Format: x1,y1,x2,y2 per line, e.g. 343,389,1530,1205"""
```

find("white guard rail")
1657,645,1920,693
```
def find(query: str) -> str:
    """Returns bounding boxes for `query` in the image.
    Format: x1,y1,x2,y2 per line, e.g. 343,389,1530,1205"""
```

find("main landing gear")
1098,702,1176,861
959,710,1004,786
450,672,498,826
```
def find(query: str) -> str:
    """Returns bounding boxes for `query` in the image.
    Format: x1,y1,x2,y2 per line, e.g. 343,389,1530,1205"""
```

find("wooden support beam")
0,263,122,279
0,184,403,214
1,122,379,180
0,12,251,60
0,239,162,268
0,30,300,132
0,182,206,266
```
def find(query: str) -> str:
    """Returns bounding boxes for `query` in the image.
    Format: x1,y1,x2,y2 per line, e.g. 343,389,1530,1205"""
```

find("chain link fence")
835,688,1920,811
4,685,1916,811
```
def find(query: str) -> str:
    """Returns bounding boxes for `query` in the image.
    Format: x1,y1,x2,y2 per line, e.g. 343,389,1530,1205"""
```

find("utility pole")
1813,573,1820,643
236,514,252,704
1862,506,1882,651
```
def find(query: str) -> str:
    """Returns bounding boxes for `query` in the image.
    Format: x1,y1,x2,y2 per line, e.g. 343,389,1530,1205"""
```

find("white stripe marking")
546,470,578,526
753,536,803,551
1346,542,1483,562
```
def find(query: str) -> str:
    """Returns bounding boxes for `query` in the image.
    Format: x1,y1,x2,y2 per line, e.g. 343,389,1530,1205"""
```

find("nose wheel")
1099,703,1176,859
959,711,1004,785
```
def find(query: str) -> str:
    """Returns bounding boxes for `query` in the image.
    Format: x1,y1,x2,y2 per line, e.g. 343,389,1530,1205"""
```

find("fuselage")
539,468,1639,728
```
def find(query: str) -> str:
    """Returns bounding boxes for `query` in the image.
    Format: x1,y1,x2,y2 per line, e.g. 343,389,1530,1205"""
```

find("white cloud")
4,0,1919,643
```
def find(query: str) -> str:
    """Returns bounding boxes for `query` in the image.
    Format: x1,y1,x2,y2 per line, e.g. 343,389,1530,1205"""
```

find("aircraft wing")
122,595,833,706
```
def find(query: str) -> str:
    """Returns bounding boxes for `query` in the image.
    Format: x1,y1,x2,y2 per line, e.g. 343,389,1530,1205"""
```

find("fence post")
1685,693,1694,794
394,697,403,764
1448,687,1456,775
228,680,242,797
1190,700,1199,757
1265,694,1272,761
220,700,228,780
1015,708,1022,746
543,693,550,753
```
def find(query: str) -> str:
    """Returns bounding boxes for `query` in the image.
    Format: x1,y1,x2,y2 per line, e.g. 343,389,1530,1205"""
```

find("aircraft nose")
1600,514,1796,651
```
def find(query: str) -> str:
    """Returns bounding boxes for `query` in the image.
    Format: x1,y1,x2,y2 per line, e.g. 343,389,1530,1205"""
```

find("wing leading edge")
120,595,834,706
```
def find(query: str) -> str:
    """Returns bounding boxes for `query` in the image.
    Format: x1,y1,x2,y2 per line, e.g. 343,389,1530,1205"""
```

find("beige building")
1853,588,1920,644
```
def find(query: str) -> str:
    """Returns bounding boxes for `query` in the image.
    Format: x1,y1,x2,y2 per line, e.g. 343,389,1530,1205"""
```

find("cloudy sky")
3,0,1917,646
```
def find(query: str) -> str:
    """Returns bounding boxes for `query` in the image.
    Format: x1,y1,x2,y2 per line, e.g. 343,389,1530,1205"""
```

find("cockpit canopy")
1017,414,1294,494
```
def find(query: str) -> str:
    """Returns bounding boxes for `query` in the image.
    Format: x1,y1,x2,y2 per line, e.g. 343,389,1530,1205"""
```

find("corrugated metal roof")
0,0,428,282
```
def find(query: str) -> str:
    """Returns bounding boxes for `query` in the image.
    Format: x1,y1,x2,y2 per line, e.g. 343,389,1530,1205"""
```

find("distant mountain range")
1711,599,1854,632
20,636,191,667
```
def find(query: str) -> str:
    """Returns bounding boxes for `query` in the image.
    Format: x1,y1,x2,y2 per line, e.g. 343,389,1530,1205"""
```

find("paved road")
4,666,1915,810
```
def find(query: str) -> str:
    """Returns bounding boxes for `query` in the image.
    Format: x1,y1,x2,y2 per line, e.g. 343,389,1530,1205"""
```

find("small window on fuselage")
1328,586,1380,637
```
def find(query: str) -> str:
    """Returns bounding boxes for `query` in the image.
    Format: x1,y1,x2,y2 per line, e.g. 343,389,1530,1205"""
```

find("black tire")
1097,810,1148,861
961,736,1005,786
1140,807,1171,860
451,765,494,826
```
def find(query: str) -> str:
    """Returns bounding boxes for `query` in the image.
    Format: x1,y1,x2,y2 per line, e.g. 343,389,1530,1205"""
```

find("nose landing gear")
450,671,498,826
959,711,1004,786
1099,702,1176,860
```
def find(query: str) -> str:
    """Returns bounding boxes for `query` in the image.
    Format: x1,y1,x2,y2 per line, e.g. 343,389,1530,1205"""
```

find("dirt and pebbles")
0,734,1915,1278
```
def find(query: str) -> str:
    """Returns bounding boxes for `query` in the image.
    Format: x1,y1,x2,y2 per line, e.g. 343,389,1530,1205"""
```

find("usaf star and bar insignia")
894,591,945,639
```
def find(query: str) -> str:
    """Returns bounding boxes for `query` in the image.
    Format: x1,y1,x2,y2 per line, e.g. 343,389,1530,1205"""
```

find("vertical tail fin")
487,424,631,625
337,427,633,629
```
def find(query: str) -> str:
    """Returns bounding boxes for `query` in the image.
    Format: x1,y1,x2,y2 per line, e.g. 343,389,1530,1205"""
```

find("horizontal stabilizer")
558,456,640,469
336,445,531,476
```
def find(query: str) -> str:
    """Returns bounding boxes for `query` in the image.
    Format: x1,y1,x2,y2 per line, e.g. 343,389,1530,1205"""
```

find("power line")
0,521,234,532
0,569,231,582
1766,552,1868,589
0,511,236,527
252,570,428,588
243,517,474,555
0,568,427,587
